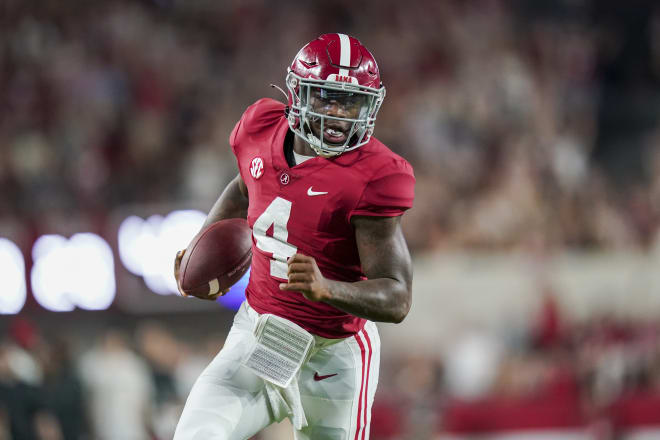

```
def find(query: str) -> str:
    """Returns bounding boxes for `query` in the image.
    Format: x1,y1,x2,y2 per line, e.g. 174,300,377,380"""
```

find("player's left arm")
281,215,412,323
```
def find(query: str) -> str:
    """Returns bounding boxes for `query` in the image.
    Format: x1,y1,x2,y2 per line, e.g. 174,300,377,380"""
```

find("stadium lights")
117,210,247,310
118,210,207,295
31,233,116,312
2,209,248,314
0,238,27,314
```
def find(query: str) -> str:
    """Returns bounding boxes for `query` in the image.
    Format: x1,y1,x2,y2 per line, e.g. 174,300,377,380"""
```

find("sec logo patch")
250,157,264,179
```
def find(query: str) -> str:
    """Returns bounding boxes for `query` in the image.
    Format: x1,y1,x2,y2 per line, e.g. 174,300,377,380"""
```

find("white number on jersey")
253,197,297,279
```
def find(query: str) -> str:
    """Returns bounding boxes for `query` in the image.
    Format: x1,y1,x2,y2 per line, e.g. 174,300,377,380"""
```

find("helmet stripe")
337,33,351,77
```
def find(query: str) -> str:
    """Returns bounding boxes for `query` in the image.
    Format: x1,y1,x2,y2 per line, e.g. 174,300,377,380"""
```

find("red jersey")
230,98,415,338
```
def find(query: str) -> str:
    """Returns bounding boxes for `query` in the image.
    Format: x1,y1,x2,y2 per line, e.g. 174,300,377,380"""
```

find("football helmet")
286,33,386,157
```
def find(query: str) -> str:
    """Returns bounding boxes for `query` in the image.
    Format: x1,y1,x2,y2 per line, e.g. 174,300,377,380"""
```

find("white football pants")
174,301,380,440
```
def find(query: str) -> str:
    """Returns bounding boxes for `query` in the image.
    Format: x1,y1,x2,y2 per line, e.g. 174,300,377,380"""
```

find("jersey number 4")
253,197,297,279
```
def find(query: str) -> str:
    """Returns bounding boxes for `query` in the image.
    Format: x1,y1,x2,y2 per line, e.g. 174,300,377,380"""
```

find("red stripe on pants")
354,332,366,440
361,328,373,440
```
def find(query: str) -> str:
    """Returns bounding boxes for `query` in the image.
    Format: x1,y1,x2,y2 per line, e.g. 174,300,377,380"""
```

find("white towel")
264,376,308,430
243,313,314,430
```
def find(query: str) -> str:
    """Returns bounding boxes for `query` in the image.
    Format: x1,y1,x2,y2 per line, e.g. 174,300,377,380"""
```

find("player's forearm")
203,174,249,227
324,278,411,323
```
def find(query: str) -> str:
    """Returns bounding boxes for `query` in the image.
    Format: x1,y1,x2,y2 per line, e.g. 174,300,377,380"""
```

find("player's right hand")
173,249,230,300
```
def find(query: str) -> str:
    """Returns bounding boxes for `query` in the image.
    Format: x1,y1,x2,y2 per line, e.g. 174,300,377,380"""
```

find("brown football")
179,218,252,297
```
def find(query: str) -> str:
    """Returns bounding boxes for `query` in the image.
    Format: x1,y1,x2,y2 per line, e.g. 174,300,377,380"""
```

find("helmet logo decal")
328,34,357,85
250,157,264,180
327,74,358,84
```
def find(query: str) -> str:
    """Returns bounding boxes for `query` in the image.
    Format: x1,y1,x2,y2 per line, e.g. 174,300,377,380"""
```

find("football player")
174,33,415,440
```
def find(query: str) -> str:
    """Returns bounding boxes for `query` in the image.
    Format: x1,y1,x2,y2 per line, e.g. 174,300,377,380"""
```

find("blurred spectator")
0,342,41,440
78,329,154,440
443,329,502,401
40,338,87,440
135,321,186,440
135,322,179,407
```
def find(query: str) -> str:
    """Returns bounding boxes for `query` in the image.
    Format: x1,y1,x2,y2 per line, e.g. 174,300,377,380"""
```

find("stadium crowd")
2,0,660,253
1,298,660,439
2,0,660,438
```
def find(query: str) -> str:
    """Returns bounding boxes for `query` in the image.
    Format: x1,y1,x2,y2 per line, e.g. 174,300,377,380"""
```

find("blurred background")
2,0,660,439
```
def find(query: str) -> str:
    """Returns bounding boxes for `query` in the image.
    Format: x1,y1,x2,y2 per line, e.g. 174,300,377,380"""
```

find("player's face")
308,88,368,145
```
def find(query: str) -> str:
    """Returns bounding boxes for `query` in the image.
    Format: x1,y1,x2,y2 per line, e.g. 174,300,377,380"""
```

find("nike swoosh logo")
307,186,328,196
313,372,338,381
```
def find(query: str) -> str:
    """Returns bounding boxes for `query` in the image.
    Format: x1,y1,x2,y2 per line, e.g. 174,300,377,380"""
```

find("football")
179,218,252,297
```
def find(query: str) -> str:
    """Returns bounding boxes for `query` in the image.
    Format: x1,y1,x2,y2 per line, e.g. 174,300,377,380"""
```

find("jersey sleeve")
349,158,415,219
229,115,246,184
229,99,266,157
229,118,243,156
229,98,285,179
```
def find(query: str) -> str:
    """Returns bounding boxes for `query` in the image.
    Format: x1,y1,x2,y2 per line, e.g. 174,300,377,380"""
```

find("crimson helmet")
286,33,386,157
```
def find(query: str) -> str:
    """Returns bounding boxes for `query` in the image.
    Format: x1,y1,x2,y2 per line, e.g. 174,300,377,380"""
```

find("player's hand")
280,253,331,302
174,250,190,297
174,250,229,300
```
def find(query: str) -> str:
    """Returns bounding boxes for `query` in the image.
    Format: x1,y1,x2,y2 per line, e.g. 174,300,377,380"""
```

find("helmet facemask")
286,70,385,157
